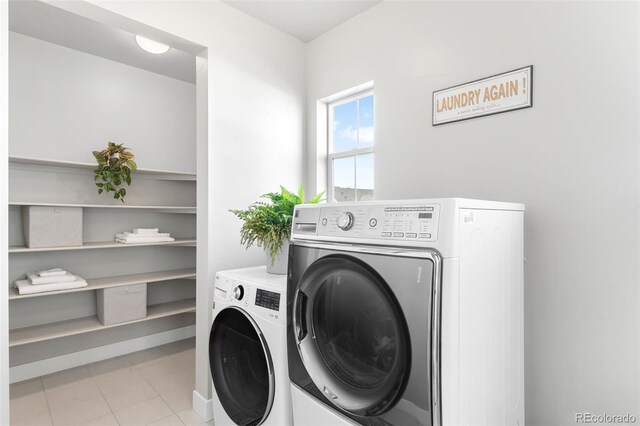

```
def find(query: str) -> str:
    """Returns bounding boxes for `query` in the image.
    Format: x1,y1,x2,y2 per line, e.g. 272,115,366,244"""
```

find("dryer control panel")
293,202,440,242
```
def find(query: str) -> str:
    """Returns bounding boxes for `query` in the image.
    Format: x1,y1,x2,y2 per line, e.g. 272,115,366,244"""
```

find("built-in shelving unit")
9,155,197,181
8,150,197,372
9,268,196,299
9,298,196,347
7,0,200,385
9,238,197,253
9,202,196,214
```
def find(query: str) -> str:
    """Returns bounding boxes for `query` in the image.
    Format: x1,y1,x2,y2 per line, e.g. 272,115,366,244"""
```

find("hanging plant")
92,142,137,203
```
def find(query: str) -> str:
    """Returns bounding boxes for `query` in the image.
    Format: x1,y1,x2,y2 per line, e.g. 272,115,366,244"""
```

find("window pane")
333,156,355,202
332,100,358,153
358,95,374,148
356,153,374,201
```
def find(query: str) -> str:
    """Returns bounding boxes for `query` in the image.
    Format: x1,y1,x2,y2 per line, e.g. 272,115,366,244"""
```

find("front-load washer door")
288,242,440,426
294,254,412,417
209,307,275,426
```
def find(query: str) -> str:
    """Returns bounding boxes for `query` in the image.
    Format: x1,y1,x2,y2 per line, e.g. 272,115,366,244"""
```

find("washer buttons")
369,218,378,227
321,218,328,226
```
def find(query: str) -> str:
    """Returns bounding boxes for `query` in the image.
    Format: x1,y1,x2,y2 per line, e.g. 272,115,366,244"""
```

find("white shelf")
9,268,196,300
9,155,196,181
9,298,196,347
9,201,196,214
9,238,197,253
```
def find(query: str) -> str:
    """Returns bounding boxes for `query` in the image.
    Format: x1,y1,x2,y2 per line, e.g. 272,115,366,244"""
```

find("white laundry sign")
432,65,533,126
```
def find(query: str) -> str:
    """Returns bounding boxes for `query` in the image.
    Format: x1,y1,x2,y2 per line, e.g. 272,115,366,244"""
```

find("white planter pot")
265,239,290,275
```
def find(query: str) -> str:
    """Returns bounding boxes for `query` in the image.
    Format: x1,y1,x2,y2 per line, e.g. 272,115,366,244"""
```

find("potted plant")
231,185,324,274
92,142,137,203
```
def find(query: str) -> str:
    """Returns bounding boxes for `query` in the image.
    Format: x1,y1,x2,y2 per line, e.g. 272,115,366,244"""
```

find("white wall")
9,31,196,173
0,1,9,425
86,0,306,409
306,2,639,425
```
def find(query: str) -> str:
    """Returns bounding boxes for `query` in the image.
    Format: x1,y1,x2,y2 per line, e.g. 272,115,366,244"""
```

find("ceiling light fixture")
135,35,170,54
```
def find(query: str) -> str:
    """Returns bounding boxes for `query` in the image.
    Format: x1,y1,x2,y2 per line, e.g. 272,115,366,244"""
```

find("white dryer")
209,266,291,426
287,198,525,426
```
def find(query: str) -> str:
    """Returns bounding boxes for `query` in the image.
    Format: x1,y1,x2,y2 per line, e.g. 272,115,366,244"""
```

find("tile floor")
9,338,212,426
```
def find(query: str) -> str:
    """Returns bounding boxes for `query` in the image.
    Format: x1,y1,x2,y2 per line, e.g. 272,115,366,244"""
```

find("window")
328,91,374,202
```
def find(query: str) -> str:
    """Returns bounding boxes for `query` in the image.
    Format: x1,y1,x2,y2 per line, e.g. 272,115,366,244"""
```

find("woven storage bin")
97,283,147,325
22,206,82,248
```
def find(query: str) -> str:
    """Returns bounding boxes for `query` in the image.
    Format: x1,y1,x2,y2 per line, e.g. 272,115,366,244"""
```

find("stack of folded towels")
115,228,175,244
14,268,88,295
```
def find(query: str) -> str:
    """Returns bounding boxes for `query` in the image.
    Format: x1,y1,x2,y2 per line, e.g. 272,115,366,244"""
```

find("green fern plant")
92,142,137,203
231,185,324,263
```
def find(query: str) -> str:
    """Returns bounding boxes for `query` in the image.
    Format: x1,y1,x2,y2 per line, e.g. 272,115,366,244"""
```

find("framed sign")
432,65,533,126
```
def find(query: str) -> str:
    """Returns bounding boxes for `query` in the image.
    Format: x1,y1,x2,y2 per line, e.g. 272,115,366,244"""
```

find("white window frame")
327,89,374,202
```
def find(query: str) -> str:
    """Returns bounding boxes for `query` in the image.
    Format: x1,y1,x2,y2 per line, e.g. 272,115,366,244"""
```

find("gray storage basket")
97,283,147,326
22,206,83,248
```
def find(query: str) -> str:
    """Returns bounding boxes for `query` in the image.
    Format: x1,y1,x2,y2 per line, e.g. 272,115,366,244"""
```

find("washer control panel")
214,271,286,325
311,203,440,241
255,288,281,311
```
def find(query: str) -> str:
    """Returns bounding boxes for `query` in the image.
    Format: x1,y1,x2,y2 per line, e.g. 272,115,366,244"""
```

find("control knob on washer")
336,212,354,231
233,285,244,301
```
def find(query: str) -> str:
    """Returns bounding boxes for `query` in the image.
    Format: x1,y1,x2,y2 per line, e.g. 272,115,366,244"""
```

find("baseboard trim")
9,325,196,383
193,389,213,422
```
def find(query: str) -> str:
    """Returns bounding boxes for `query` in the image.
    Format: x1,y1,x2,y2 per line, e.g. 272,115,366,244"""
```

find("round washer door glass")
209,307,274,426
294,256,411,417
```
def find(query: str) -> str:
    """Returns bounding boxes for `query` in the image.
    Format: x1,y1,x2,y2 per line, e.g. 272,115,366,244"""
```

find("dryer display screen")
255,289,280,311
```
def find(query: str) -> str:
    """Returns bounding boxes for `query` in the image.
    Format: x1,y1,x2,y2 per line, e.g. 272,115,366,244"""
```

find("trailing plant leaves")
92,151,106,165
92,142,136,202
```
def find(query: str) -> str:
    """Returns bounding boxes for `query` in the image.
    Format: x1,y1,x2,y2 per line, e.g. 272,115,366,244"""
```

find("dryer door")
293,254,412,417
209,306,275,426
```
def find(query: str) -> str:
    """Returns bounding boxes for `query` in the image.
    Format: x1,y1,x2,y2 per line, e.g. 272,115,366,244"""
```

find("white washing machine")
287,198,525,426
209,266,291,426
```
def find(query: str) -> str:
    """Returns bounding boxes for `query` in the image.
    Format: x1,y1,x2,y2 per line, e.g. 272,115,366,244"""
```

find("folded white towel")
121,232,171,238
37,268,67,277
14,277,88,295
132,228,159,234
27,272,77,285
115,236,175,244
